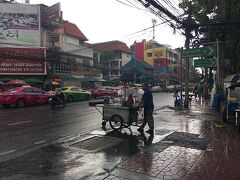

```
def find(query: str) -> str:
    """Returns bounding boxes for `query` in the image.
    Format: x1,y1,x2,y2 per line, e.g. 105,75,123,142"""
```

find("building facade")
134,39,181,84
87,41,131,80
0,1,104,89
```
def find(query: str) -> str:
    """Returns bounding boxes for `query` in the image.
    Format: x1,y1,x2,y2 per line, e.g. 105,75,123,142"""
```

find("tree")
179,0,240,76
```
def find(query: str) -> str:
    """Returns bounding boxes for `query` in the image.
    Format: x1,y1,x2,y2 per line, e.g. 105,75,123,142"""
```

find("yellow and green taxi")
62,86,91,102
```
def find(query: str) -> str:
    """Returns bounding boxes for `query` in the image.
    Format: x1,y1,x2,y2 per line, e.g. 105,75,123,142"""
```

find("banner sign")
0,59,46,75
42,3,61,22
0,47,45,60
0,3,40,46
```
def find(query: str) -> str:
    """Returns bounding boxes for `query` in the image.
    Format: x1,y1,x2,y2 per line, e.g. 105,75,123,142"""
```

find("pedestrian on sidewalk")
137,83,154,134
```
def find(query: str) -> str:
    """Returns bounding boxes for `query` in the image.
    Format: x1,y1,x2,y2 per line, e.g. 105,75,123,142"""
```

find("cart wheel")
109,115,123,130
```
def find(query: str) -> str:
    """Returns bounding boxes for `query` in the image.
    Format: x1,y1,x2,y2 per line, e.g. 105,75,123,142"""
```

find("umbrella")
224,74,240,83
24,78,44,83
6,79,28,85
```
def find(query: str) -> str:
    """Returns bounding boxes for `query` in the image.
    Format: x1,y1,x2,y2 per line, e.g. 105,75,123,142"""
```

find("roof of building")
122,58,153,72
63,21,88,41
88,41,130,54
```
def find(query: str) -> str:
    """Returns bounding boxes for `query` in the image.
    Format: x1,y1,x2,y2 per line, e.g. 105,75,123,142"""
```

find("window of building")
154,51,163,57
114,51,122,59
110,61,118,68
147,53,152,57
111,70,119,75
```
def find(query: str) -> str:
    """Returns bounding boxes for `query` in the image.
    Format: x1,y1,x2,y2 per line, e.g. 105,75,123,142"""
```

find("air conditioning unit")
10,0,15,3
25,0,29,3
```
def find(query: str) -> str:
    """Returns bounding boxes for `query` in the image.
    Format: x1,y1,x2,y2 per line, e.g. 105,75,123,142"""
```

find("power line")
115,0,145,10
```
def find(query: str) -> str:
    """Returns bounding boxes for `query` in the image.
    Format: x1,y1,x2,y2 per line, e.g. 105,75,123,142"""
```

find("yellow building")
144,41,167,66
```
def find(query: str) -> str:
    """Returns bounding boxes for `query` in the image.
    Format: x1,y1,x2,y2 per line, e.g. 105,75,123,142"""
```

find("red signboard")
0,47,45,59
135,42,144,61
0,59,46,75
42,3,61,22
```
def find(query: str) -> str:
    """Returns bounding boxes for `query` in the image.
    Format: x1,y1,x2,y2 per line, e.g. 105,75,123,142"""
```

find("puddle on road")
163,131,209,150
68,135,123,153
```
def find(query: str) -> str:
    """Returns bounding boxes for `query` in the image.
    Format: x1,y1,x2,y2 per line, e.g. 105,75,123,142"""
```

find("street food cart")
222,74,240,132
89,101,143,130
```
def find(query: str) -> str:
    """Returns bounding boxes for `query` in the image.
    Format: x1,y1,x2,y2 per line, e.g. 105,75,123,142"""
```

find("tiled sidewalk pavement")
105,100,240,180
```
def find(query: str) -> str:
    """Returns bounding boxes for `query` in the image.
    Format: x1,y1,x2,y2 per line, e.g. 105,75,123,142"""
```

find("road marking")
8,120,32,126
34,140,46,145
0,150,16,156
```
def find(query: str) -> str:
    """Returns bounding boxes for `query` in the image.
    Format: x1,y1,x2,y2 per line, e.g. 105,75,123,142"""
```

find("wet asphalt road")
0,93,224,180
0,93,173,160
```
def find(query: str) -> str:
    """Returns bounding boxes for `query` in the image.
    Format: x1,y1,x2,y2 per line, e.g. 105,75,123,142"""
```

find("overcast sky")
29,0,185,48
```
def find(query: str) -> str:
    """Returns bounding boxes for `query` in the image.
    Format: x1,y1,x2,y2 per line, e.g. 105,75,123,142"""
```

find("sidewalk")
105,99,240,180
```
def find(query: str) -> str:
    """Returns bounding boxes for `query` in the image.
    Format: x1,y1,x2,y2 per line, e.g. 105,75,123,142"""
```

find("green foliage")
179,0,240,75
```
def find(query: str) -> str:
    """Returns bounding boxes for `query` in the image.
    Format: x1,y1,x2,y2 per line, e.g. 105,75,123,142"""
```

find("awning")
24,78,44,83
0,77,13,82
224,74,240,83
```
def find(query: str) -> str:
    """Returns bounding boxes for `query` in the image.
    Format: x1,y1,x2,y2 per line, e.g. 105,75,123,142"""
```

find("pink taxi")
0,86,52,108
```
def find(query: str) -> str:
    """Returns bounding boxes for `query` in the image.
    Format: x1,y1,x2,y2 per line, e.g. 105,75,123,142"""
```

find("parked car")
166,85,180,93
151,85,164,92
0,86,52,108
91,86,118,98
62,86,91,102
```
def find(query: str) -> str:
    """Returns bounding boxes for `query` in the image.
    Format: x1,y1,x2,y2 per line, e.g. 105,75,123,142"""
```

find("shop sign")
0,47,45,60
42,3,61,22
53,63,72,73
0,59,46,75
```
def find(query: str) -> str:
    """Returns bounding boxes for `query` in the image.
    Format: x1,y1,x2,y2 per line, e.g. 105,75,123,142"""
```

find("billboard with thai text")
0,59,46,75
0,3,40,46
0,47,46,75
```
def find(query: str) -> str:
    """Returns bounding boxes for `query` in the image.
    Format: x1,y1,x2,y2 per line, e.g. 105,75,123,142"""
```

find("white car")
151,86,163,92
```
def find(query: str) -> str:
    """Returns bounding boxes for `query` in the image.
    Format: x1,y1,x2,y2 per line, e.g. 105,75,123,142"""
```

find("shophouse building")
86,41,131,81
134,39,181,84
40,3,102,88
0,1,102,89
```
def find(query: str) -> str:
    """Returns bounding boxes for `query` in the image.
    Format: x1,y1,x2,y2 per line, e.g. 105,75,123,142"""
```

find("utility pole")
152,19,157,41
183,6,193,108
152,18,157,84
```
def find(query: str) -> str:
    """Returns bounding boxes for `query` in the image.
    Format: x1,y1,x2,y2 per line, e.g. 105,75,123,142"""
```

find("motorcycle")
49,92,66,108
